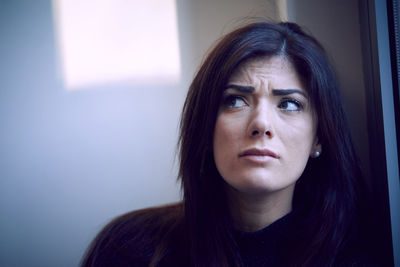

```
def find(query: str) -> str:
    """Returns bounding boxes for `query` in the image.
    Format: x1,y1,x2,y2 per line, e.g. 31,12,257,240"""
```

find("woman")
82,21,371,266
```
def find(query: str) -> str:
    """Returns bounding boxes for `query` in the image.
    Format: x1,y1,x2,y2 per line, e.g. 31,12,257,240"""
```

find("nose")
248,104,274,139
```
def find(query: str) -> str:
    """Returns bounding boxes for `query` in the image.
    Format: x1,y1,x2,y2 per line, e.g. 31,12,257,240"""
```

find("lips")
239,148,279,159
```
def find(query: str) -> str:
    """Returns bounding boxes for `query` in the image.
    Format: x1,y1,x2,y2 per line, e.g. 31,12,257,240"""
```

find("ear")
310,137,322,158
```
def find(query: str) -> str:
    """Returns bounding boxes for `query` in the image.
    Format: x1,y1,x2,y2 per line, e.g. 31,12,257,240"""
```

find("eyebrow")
225,84,307,98
225,84,255,93
272,89,308,98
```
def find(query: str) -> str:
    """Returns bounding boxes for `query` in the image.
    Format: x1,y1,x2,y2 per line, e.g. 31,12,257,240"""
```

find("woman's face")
213,56,318,196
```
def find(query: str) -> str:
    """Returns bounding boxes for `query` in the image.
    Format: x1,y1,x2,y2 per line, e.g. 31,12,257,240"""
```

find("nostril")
266,130,272,137
252,130,260,136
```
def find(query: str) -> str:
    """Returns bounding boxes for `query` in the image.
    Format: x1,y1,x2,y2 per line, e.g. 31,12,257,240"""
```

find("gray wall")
0,0,277,266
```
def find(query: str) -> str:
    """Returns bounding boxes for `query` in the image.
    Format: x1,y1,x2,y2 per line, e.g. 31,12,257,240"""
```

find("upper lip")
239,148,279,159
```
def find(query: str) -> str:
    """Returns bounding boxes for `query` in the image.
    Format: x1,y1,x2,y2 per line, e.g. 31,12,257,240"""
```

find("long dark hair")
178,21,365,266
82,21,367,267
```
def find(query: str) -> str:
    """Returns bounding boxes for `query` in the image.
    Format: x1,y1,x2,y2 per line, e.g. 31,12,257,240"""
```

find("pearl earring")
314,151,321,158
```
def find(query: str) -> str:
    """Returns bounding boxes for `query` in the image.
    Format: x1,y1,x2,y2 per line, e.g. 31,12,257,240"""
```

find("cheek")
213,117,242,168
214,119,232,156
278,117,316,157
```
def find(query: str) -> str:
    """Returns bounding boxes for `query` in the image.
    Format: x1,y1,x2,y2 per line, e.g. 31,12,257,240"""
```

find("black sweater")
82,204,374,266
232,212,295,266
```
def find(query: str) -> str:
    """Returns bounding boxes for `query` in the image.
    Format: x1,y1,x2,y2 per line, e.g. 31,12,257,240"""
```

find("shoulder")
335,254,379,267
335,242,379,267
81,202,184,267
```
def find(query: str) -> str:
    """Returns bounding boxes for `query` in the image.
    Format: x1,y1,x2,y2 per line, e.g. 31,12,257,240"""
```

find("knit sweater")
82,204,374,266
232,212,294,266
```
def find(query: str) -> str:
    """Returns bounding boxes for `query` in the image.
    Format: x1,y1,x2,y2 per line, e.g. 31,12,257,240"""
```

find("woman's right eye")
222,95,246,108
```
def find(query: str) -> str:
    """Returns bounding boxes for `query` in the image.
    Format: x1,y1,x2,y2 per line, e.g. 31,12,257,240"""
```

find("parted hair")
178,21,365,266
82,21,367,267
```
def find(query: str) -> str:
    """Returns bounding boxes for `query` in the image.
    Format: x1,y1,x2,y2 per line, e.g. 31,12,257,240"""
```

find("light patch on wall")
52,0,181,90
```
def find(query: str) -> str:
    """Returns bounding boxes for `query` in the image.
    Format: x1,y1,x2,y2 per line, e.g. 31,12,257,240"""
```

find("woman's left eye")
278,99,303,111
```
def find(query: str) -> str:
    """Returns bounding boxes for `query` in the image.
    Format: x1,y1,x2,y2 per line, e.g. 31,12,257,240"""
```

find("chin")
226,174,295,196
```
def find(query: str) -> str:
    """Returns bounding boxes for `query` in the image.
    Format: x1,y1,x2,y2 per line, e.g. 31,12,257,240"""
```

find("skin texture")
213,56,321,231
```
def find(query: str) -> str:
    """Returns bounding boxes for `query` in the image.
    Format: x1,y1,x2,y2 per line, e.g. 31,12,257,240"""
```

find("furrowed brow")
272,89,307,98
225,84,255,93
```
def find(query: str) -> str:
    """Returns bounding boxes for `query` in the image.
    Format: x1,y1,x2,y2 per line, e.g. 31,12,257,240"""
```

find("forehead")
228,56,302,86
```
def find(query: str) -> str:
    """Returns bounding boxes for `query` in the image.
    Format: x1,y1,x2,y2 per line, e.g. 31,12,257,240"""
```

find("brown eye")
279,99,303,111
223,95,246,108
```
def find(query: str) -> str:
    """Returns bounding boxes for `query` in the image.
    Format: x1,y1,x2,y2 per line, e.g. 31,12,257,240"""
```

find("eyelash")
222,95,247,108
278,98,304,112
221,95,304,112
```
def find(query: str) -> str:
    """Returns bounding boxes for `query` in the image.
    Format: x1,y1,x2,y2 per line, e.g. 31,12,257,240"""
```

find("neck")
227,185,295,232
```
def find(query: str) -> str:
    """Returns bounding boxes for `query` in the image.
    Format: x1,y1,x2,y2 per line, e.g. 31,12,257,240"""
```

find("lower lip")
240,155,276,164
